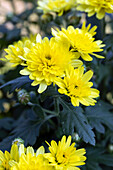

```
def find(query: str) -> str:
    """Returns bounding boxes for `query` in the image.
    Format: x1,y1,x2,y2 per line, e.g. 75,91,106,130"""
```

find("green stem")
42,108,59,116
54,97,59,114
27,102,59,116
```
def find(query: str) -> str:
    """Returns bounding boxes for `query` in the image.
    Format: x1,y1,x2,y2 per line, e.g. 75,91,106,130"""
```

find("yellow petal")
82,70,93,82
93,53,105,59
81,54,93,61
71,59,83,67
19,144,25,157
51,28,58,37
26,147,34,156
71,97,80,107
36,146,45,156
0,151,5,162
50,141,58,154
20,68,30,75
4,151,10,160
38,82,47,93
96,10,105,19
36,34,42,43
65,136,72,148
10,144,19,161
90,88,99,98
31,80,39,86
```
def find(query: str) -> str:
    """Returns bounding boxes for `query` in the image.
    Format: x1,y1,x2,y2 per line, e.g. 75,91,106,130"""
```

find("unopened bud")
12,138,24,147
17,89,30,105
108,144,113,153
72,133,81,142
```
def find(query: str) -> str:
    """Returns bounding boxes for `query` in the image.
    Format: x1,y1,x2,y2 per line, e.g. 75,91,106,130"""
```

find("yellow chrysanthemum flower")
55,66,99,107
0,144,19,170
11,146,55,170
76,0,113,19
37,0,77,16
20,35,83,93
12,154,55,170
4,34,37,67
52,22,105,61
44,135,86,170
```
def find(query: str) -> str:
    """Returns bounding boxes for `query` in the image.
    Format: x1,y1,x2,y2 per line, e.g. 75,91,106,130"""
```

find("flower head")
11,145,54,170
44,135,86,170
20,35,82,93
0,144,19,169
11,153,55,170
52,22,105,61
55,66,99,107
76,0,113,19
4,34,37,67
38,0,76,16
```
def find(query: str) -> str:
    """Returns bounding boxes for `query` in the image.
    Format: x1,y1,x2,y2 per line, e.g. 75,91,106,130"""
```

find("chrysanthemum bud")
108,144,113,153
72,133,81,142
17,89,30,105
12,138,24,147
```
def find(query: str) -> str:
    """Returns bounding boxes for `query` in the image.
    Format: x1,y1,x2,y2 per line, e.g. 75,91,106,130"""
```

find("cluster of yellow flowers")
37,0,113,19
4,22,105,107
0,136,86,170
37,0,77,16
76,0,113,19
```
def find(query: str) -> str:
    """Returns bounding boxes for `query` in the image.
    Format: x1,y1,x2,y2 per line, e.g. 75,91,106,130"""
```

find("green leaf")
84,162,102,170
0,118,14,130
1,107,56,146
84,146,113,169
0,76,33,93
105,130,113,143
59,98,95,145
85,101,113,133
104,34,113,51
98,154,113,167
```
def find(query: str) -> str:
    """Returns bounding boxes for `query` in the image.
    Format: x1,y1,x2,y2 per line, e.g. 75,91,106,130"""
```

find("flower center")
45,56,51,60
74,85,78,89
55,151,69,166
